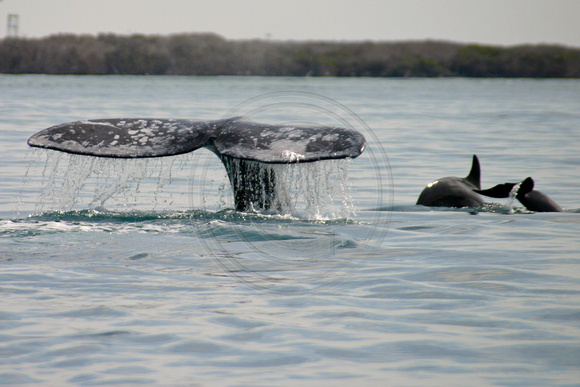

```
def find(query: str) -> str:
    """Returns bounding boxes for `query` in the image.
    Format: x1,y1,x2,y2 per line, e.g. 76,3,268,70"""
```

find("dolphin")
27,117,366,211
416,154,484,208
475,177,563,212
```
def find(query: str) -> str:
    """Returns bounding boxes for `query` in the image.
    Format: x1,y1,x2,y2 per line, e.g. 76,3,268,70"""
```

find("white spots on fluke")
282,150,305,163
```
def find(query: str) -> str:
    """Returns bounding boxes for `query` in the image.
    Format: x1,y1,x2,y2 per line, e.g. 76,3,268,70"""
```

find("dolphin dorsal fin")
465,154,481,189
519,177,535,195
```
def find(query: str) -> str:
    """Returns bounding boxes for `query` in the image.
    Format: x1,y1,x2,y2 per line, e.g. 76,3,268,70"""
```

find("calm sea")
1,75,580,386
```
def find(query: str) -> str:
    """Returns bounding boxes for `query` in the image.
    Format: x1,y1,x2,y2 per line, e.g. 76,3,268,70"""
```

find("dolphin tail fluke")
475,177,535,199
465,154,481,189
474,183,517,198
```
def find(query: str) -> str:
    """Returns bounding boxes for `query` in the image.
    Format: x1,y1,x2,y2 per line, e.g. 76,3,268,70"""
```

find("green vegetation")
1,33,579,77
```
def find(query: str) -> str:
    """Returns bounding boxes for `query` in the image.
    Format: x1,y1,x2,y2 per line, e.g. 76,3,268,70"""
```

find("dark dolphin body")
28,117,366,211
416,155,484,208
475,177,563,212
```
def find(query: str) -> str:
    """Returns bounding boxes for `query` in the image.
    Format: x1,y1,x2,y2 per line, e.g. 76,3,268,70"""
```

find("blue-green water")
1,75,580,386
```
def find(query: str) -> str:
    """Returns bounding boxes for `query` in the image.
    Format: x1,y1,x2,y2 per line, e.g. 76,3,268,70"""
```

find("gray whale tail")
416,154,485,208
28,117,366,211
475,177,563,212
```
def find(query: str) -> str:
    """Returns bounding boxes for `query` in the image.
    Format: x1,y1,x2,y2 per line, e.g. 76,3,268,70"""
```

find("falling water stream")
30,150,356,221
506,181,522,214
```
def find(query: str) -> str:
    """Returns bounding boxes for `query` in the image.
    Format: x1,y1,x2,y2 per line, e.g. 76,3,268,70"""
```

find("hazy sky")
1,0,579,47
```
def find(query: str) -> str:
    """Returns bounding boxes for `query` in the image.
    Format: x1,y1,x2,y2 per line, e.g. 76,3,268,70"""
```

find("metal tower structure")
7,13,18,37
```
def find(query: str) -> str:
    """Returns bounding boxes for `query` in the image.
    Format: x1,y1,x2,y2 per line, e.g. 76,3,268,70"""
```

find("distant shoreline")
1,33,579,78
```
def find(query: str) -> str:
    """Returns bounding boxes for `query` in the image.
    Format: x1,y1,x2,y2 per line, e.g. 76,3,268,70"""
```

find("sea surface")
1,75,580,386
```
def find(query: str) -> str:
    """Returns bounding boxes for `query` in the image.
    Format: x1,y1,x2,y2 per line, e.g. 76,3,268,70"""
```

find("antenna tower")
7,14,19,37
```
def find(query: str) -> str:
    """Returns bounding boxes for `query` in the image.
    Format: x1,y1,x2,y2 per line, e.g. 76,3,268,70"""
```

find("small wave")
1,208,356,239
31,208,194,223
1,210,195,237
373,202,534,215
0,218,96,237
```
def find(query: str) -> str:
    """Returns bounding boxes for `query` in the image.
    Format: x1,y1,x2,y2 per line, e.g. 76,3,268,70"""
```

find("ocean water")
1,75,580,386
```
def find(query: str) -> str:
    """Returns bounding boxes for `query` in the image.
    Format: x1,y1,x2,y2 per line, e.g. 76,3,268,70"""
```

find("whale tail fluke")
28,117,366,212
465,154,481,189
27,117,366,163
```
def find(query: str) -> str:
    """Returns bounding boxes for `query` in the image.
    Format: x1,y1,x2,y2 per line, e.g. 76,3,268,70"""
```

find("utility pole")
7,13,19,37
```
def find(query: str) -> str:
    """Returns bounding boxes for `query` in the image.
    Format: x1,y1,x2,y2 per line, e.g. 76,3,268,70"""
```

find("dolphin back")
517,177,563,212
477,177,563,212
521,190,563,212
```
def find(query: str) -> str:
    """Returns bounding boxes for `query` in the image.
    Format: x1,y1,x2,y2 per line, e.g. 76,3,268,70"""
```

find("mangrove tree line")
0,33,578,77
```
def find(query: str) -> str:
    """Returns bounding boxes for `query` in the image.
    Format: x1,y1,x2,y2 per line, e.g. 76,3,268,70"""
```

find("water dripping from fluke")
30,148,356,221
195,154,356,220
30,152,192,215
